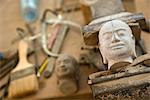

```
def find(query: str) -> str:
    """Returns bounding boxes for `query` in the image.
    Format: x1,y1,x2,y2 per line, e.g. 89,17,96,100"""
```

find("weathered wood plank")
91,73,150,97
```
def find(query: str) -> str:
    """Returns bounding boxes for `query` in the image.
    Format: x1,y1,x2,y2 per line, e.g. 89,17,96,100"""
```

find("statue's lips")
109,43,125,50
58,67,67,72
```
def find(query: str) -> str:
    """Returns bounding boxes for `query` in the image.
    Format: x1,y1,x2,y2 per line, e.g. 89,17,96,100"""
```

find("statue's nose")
111,32,120,43
59,62,65,67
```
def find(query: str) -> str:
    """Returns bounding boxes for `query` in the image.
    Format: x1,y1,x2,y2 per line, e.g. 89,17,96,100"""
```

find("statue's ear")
132,36,137,58
133,49,137,58
99,43,108,64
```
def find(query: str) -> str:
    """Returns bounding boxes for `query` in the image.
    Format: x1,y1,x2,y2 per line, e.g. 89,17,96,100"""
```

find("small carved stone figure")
98,20,137,70
55,54,79,95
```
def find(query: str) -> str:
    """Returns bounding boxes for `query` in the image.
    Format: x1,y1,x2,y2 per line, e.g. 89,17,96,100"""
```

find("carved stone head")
55,54,78,78
55,54,79,95
98,20,136,69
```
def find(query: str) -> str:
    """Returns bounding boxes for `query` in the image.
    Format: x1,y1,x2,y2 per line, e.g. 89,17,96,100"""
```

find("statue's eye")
63,59,70,63
117,30,126,36
104,33,112,40
118,32,125,36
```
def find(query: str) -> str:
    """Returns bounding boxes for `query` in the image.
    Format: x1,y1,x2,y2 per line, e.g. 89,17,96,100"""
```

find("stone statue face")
55,54,77,78
98,20,136,65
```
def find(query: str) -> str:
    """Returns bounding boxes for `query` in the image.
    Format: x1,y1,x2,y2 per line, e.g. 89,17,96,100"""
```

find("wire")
41,9,58,22
79,0,98,6
46,18,82,30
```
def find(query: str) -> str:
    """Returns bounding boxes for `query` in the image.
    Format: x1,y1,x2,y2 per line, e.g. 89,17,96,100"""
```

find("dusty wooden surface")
0,0,150,99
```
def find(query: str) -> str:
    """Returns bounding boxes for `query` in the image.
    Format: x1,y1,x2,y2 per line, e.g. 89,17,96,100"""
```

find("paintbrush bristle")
8,74,38,98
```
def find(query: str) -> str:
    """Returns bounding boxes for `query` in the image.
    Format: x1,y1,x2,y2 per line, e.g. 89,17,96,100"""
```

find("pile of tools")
0,5,81,99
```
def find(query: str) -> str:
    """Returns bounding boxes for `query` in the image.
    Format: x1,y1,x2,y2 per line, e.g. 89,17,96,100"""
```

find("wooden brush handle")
13,40,32,72
18,40,28,64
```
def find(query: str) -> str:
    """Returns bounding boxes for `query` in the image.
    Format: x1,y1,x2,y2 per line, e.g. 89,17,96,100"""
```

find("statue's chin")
107,48,132,60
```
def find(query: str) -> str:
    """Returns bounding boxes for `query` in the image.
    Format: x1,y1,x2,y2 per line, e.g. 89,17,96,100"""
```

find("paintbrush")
8,40,38,98
0,50,34,79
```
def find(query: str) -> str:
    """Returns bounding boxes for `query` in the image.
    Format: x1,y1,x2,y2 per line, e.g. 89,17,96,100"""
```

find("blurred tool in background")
8,40,39,98
0,52,5,61
20,0,39,23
